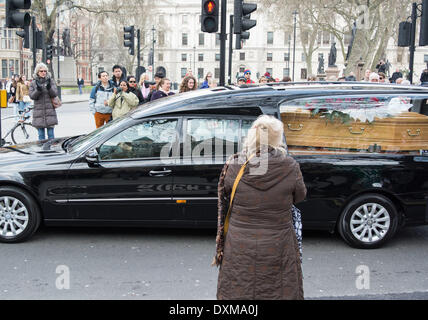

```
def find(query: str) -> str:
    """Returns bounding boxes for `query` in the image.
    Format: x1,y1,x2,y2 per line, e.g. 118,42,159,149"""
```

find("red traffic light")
205,1,216,14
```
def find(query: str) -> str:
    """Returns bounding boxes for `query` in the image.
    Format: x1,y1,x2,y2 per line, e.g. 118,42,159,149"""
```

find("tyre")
0,187,41,243
11,123,38,145
338,194,399,249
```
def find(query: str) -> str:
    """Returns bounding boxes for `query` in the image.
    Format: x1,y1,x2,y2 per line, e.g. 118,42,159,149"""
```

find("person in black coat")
127,75,145,105
420,69,428,85
390,69,403,84
376,60,387,74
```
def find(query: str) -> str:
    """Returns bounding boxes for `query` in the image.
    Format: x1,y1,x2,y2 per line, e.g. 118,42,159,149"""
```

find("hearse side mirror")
85,148,100,167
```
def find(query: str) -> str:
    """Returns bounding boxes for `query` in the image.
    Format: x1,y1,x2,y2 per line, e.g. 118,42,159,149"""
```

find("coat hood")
239,148,297,191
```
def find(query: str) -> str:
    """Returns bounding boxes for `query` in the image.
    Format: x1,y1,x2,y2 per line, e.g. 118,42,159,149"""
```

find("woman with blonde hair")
29,63,59,140
214,115,306,300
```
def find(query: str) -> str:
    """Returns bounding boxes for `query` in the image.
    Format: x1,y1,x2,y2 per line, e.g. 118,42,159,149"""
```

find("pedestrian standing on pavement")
16,75,31,118
420,69,428,85
199,72,212,89
89,71,115,128
139,73,151,102
244,69,255,84
127,75,145,105
108,80,139,120
5,77,11,100
150,78,175,101
213,115,306,300
29,63,59,141
179,75,197,93
111,65,127,88
390,69,403,84
77,76,84,94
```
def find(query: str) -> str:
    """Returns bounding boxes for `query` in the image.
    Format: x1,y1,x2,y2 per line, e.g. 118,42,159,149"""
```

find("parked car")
1,82,428,248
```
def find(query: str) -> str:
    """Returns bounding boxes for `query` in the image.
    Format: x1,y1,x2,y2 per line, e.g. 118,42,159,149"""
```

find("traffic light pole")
31,16,36,70
137,29,141,69
219,0,227,86
228,15,233,85
409,2,417,84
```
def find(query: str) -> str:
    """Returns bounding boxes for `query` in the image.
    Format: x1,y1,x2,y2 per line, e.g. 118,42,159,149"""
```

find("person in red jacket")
244,69,255,84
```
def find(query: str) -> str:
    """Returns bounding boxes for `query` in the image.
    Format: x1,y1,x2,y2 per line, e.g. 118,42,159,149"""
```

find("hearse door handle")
149,169,172,177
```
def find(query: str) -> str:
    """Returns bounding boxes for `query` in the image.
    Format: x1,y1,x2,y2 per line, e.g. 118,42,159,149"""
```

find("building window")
266,68,273,76
158,53,163,62
2,60,7,78
267,53,273,62
198,53,204,62
199,33,204,46
159,15,164,24
283,68,290,77
216,34,220,46
182,15,188,24
182,33,188,46
284,53,290,62
239,67,245,73
240,52,245,61
198,68,204,79
215,53,220,61
158,32,165,46
301,68,307,79
181,68,187,78
301,52,306,62
215,68,220,79
267,32,274,45
182,53,187,62
284,32,291,44
323,31,330,45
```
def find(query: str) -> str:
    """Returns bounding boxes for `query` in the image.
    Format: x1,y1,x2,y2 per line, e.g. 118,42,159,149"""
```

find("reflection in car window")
99,119,178,160
67,117,129,154
186,118,240,158
280,94,428,155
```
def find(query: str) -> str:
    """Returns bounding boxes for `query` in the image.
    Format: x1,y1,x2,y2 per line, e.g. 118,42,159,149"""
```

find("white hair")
33,63,49,79
242,115,287,157
369,72,380,81
401,79,411,85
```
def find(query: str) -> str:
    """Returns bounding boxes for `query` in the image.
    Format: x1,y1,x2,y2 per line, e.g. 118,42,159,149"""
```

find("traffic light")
124,26,135,55
5,0,31,29
234,0,257,39
16,25,29,49
201,0,219,33
46,45,53,61
420,0,428,46
398,21,412,47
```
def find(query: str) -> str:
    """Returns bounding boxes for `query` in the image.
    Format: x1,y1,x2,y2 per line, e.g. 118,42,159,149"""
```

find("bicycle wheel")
11,123,38,145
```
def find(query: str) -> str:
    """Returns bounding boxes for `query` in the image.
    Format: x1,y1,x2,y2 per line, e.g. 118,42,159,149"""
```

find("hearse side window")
99,119,178,160
185,118,240,158
279,94,428,155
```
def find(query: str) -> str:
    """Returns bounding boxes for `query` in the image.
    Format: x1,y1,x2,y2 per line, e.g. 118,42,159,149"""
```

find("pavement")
61,93,90,104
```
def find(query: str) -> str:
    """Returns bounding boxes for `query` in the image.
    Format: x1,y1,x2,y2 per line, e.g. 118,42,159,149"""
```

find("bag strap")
224,154,255,236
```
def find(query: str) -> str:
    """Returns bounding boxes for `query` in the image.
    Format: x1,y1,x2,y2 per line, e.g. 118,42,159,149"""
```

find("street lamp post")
152,25,155,81
292,10,298,82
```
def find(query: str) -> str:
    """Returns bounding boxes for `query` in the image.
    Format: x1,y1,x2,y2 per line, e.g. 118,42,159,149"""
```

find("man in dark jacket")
376,60,387,74
420,69,428,85
77,76,84,94
111,65,127,87
390,69,403,83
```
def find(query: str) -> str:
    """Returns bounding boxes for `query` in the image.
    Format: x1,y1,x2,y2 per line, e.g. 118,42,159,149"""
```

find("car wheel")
338,194,399,249
0,187,41,243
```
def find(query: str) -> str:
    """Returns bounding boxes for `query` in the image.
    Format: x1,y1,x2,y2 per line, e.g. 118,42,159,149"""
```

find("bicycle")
1,106,37,145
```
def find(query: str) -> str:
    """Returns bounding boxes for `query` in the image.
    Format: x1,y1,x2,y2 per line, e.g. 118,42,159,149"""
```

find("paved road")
1,101,428,300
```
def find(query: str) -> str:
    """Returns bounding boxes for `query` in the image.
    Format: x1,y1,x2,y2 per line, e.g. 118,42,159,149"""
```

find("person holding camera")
127,75,145,105
108,80,139,120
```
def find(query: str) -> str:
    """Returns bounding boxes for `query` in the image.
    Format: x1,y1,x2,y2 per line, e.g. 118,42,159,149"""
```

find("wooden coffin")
281,110,428,151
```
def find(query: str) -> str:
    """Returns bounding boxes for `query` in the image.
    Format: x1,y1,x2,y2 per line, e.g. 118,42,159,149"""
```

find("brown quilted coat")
215,148,307,300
